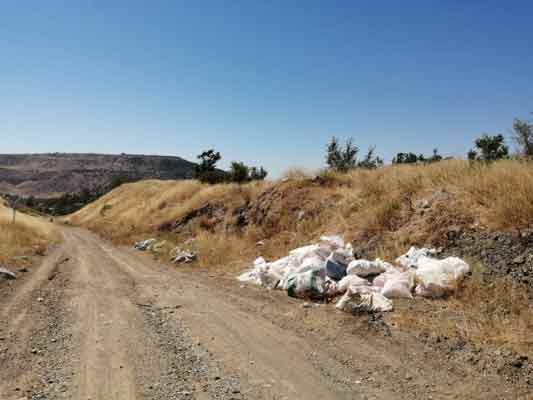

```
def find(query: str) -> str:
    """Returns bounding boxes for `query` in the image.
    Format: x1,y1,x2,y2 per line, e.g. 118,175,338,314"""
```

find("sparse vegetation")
512,116,533,157
0,201,59,267
468,134,509,161
326,137,359,172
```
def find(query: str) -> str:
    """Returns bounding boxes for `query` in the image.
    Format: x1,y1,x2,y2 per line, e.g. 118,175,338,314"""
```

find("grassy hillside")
68,159,533,354
69,159,533,265
0,201,60,267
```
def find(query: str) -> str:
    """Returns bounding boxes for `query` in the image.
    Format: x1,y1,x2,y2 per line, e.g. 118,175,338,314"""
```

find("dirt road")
0,228,527,399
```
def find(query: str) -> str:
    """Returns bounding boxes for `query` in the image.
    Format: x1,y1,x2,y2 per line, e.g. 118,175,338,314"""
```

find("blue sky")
1,1,532,176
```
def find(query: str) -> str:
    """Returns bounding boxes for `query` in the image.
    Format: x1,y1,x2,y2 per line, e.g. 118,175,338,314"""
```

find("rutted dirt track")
0,228,528,399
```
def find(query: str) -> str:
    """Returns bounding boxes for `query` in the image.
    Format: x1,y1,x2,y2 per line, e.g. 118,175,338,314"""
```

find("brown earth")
1,227,531,399
0,153,196,198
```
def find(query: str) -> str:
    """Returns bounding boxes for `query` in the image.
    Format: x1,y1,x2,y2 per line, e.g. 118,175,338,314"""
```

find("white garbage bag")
286,268,326,299
319,235,345,250
347,258,389,277
380,270,414,299
396,247,438,268
296,255,326,274
336,289,393,313
329,244,355,266
413,256,470,298
336,274,371,294
134,238,157,251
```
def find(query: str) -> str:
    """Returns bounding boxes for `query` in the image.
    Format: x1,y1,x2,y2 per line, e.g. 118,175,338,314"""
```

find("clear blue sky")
1,1,532,176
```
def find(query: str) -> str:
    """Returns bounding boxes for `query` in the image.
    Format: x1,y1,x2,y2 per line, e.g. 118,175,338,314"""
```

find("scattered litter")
170,247,197,264
134,239,157,251
150,240,167,253
0,266,16,280
237,238,470,313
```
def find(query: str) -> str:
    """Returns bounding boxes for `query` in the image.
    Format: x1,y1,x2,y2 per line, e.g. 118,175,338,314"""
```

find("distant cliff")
0,153,197,198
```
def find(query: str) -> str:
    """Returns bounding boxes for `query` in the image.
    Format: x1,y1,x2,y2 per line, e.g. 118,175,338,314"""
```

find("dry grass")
69,159,533,264
391,262,533,354
0,201,60,266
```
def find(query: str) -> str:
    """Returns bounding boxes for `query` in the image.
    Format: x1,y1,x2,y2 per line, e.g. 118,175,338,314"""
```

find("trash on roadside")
397,250,470,298
0,266,16,280
346,259,389,277
150,240,167,253
237,238,470,314
170,247,197,264
336,289,393,313
134,238,157,251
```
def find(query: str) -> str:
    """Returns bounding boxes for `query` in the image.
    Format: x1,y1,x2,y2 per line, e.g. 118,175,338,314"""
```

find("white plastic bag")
286,269,326,299
380,271,414,299
413,256,470,298
396,247,438,268
336,290,393,313
347,258,388,277
336,274,371,294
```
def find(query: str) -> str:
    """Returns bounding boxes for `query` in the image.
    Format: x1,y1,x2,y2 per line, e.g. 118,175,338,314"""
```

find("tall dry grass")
0,202,59,266
69,159,533,259
391,262,533,354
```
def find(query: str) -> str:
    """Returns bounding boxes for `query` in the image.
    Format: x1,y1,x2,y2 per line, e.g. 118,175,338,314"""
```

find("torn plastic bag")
396,247,438,269
336,274,371,294
329,245,355,266
134,238,157,251
286,268,326,299
336,290,393,313
347,259,388,277
319,235,345,250
296,255,326,274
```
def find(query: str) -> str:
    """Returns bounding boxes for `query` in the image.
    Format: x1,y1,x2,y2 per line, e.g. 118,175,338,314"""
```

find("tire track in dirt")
64,229,242,400
0,242,75,400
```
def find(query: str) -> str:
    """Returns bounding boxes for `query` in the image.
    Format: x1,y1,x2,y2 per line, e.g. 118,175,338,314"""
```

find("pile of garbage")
237,235,470,313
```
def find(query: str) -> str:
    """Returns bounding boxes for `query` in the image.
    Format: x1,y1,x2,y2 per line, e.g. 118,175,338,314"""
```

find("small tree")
229,161,250,183
357,146,383,169
469,134,508,161
326,137,358,172
195,149,224,184
429,148,442,163
512,117,533,157
467,149,477,161
249,166,268,181
392,152,419,164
